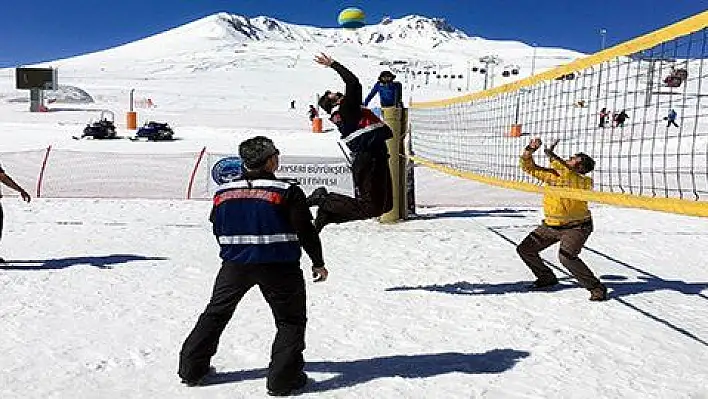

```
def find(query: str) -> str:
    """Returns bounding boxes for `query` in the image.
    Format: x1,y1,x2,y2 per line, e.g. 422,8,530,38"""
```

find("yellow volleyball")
337,8,366,29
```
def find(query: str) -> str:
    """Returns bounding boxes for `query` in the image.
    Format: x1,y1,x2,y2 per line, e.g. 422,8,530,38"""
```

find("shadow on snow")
386,275,708,299
413,208,534,220
202,349,530,392
397,226,708,347
0,254,168,270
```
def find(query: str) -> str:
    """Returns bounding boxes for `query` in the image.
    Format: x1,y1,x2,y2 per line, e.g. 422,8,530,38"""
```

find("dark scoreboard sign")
16,67,58,90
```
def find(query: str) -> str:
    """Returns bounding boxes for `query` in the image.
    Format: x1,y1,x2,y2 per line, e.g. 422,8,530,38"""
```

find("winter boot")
267,372,309,396
180,366,216,387
527,276,559,291
589,284,608,301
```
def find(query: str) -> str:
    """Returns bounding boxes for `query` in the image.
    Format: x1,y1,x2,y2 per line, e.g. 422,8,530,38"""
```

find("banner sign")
209,155,353,196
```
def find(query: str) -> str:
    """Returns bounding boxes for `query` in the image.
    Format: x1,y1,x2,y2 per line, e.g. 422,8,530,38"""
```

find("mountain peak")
402,15,459,33
193,13,470,46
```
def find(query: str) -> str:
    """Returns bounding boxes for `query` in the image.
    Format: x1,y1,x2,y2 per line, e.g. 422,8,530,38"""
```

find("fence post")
380,107,407,223
186,147,207,199
36,145,52,198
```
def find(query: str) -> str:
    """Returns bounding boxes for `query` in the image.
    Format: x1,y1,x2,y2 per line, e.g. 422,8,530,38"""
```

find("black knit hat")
238,136,280,169
575,152,595,174
318,91,343,114
379,70,396,80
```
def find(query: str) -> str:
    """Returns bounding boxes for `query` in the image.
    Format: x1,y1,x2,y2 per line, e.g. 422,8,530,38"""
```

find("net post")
380,107,407,223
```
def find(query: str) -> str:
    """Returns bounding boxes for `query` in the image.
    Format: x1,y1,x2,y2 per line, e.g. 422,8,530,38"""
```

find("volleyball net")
409,11,708,217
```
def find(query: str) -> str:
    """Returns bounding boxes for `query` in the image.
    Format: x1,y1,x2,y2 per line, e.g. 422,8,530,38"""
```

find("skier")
310,53,393,232
363,70,403,108
517,138,607,301
307,104,319,122
665,108,679,128
599,107,609,128
613,110,629,127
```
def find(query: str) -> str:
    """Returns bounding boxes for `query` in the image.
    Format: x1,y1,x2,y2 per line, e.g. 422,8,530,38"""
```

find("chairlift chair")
664,67,688,87
664,68,684,87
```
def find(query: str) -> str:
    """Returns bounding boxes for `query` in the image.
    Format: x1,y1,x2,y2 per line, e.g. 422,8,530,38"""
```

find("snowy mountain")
39,12,582,82
0,12,586,125
150,13,471,46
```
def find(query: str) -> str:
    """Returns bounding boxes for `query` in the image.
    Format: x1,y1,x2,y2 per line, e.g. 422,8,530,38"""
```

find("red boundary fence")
187,146,207,200
2,147,353,200
36,145,52,198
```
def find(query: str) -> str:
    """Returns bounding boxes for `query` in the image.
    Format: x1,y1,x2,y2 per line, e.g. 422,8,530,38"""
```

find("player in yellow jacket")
518,138,608,301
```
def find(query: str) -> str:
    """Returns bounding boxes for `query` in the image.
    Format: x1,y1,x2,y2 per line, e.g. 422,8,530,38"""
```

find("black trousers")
179,261,307,392
0,202,4,243
317,150,393,226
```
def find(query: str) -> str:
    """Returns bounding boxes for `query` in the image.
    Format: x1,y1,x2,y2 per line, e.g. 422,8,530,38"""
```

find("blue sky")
0,0,705,67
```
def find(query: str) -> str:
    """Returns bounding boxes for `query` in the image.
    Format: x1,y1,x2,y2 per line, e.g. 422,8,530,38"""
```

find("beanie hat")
575,152,595,174
379,70,396,80
238,136,280,169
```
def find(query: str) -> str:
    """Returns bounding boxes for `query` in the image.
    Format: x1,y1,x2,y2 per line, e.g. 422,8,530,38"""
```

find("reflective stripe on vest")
218,233,299,245
216,179,291,192
343,122,386,144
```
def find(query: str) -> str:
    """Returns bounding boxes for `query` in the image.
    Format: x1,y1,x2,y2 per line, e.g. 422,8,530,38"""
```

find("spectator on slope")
665,108,679,128
178,136,328,396
363,70,404,108
517,138,607,301
309,53,394,232
308,104,319,122
614,110,629,127
0,162,31,263
599,107,609,128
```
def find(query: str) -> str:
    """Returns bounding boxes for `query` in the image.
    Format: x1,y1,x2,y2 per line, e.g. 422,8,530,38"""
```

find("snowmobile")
130,121,175,141
664,67,688,88
75,110,118,140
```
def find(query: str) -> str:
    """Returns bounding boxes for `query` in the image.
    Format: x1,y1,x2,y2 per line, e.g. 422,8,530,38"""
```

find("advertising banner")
209,155,353,196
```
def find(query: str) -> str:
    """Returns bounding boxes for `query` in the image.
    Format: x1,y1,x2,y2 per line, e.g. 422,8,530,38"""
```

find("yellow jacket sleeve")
520,156,561,185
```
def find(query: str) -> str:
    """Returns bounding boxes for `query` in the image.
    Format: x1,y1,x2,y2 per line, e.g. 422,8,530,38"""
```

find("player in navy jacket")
179,136,327,396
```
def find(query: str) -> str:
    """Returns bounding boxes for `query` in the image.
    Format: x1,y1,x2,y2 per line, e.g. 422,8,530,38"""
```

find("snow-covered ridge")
217,13,471,44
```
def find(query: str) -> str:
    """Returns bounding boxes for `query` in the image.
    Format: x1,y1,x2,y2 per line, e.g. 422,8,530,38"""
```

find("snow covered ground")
0,13,707,399
1,197,706,399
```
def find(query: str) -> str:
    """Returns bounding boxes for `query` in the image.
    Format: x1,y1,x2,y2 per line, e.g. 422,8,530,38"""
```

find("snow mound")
45,85,94,104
